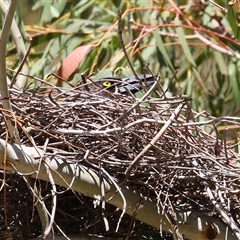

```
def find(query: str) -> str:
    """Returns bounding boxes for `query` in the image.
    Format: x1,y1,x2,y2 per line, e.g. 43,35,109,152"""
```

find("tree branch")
0,139,237,240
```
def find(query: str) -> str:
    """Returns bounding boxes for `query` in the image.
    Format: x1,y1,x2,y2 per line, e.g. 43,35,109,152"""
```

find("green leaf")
175,17,196,67
50,5,60,18
150,18,174,72
214,51,227,75
175,17,208,93
94,69,114,79
228,5,240,40
229,62,240,111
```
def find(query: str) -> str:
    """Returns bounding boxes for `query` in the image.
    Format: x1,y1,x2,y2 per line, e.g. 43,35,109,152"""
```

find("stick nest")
1,82,240,239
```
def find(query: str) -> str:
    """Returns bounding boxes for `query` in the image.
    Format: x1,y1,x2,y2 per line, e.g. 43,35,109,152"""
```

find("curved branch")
0,139,237,240
0,0,28,89
0,0,19,142
0,1,47,237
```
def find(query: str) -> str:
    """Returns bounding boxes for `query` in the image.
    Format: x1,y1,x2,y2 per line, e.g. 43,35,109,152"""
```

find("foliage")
5,1,240,118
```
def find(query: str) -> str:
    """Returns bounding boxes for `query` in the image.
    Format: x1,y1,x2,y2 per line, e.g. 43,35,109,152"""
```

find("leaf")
228,4,240,40
175,17,208,92
56,45,92,85
214,51,227,75
175,17,196,67
150,17,174,72
229,62,240,111
50,5,60,18
94,69,114,80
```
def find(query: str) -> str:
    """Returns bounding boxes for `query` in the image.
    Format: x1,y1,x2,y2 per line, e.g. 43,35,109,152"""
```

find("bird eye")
102,81,112,87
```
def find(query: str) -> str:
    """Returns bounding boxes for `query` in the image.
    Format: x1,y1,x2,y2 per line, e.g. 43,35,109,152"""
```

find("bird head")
94,74,156,95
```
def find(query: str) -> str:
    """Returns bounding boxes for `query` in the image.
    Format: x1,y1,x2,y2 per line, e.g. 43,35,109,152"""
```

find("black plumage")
94,74,156,95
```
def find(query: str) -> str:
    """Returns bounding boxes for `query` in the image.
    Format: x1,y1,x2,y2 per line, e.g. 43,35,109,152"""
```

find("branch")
0,0,29,89
0,139,237,240
0,0,19,142
0,1,48,237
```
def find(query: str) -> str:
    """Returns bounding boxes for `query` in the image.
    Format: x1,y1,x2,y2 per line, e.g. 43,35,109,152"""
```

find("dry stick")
10,37,32,88
118,10,139,80
101,186,109,232
208,0,228,13
3,125,9,238
144,64,164,99
118,80,159,120
205,182,240,239
43,158,57,239
167,198,184,240
223,128,229,164
126,198,145,239
83,150,126,232
0,3,50,235
7,69,63,91
169,0,240,60
124,102,186,179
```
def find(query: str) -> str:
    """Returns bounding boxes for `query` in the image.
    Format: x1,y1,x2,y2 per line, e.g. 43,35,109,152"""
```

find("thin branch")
43,158,57,239
0,0,29,89
10,38,32,88
205,182,240,238
0,0,19,143
118,10,138,80
124,102,186,178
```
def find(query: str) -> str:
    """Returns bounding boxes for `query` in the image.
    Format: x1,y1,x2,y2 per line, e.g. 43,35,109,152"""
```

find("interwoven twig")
1,83,240,238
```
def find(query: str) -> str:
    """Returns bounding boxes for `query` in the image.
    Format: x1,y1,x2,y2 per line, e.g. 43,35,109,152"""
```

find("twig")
83,150,126,233
118,10,139,80
205,182,240,238
42,157,57,239
208,0,228,13
124,102,186,179
10,38,32,88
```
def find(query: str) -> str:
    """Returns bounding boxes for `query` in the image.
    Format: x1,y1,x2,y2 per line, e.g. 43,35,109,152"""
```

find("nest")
1,82,240,239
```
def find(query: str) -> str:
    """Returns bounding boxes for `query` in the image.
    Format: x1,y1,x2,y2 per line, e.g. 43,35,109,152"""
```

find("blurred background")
6,0,240,136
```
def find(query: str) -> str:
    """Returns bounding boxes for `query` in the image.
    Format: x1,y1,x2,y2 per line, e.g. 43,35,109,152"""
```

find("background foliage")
7,0,240,118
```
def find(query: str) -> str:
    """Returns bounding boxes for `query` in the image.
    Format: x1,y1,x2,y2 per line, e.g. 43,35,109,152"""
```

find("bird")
89,74,156,96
